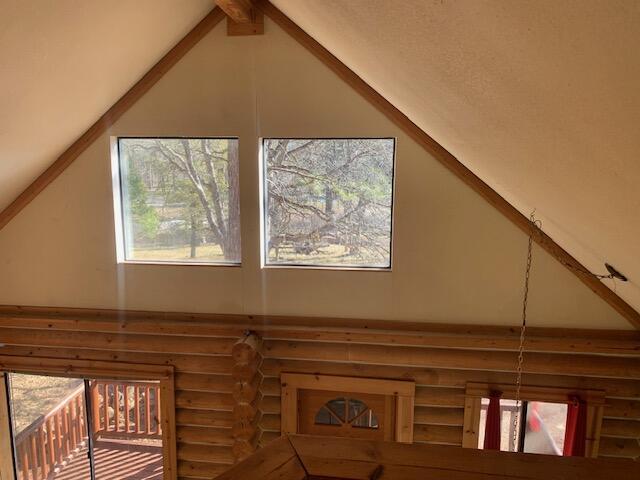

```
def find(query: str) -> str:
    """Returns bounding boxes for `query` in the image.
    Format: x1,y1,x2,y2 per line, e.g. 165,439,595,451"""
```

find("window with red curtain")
563,396,587,456
483,390,502,450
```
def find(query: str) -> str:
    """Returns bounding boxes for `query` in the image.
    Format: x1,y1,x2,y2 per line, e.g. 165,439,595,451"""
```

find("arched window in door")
314,397,380,429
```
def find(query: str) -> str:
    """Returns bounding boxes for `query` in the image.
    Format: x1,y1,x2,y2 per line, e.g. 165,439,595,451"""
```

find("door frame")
0,355,177,480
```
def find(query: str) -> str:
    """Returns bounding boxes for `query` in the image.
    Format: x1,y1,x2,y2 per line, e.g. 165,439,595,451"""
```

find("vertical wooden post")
156,386,162,434
462,396,482,448
46,418,55,469
124,385,130,433
103,384,109,432
134,386,140,433
0,373,16,480
145,387,151,434
113,384,120,433
231,332,263,462
91,382,101,434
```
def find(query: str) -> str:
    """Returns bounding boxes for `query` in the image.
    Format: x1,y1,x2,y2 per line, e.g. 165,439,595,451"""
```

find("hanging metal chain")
512,212,538,451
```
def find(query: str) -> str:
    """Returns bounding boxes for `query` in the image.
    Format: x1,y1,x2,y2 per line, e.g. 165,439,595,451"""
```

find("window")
463,383,605,457
477,398,567,454
280,373,414,442
0,358,176,480
114,137,241,264
261,138,396,269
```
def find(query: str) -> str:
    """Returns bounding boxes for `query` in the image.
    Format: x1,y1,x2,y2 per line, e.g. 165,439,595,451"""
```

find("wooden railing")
14,385,87,480
90,380,162,439
13,380,162,480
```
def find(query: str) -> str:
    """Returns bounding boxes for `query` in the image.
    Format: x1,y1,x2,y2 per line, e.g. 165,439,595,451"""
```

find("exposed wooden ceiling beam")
215,0,264,35
215,0,254,23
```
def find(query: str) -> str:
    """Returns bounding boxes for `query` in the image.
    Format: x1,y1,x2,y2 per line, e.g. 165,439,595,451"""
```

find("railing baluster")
69,400,77,450
55,412,63,464
155,386,161,434
135,386,140,434
145,386,151,434
29,433,38,480
61,406,69,458
91,381,101,433
103,383,109,432
38,426,47,478
18,443,29,480
76,395,84,442
46,418,55,476
113,383,120,433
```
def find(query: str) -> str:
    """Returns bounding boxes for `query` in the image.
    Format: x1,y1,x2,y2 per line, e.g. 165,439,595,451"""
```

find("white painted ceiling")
2,0,639,319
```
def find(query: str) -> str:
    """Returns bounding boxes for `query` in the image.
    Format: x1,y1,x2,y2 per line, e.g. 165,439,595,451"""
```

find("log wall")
0,306,639,479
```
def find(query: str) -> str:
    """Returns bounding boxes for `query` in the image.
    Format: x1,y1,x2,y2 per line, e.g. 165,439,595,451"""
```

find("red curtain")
484,390,502,450
563,396,587,456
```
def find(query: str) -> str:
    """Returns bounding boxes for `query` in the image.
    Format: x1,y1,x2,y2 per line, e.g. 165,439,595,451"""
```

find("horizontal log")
232,333,262,364
176,409,234,428
176,391,234,411
0,327,234,355
232,373,262,403
233,392,263,420
177,443,234,463
263,341,640,378
416,387,465,407
413,424,463,445
0,345,234,374
261,358,640,398
599,437,640,459
3,305,638,354
177,460,230,478
601,419,640,438
260,396,281,415
258,431,281,447
177,426,233,446
175,373,233,393
414,407,465,426
232,355,261,382
261,376,281,396
260,414,281,431
232,413,262,441
605,398,640,420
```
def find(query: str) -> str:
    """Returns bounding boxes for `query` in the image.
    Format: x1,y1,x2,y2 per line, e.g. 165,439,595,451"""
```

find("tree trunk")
190,214,198,258
224,140,241,262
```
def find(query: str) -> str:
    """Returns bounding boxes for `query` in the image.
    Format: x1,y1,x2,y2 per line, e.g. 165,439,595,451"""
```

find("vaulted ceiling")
2,0,639,316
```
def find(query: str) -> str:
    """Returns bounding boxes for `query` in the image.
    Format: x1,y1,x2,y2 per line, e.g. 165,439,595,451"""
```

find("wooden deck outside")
54,439,163,480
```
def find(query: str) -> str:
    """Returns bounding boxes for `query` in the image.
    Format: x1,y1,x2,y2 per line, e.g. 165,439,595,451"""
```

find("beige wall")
0,19,629,329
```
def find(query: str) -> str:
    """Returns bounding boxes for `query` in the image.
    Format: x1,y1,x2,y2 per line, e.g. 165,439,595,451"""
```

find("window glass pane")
263,138,395,268
90,380,164,480
118,138,241,264
314,407,341,426
523,401,567,455
8,373,91,480
325,398,347,422
478,399,567,454
478,398,522,452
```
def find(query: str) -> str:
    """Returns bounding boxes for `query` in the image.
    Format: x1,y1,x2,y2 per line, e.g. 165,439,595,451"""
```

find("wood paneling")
0,305,639,478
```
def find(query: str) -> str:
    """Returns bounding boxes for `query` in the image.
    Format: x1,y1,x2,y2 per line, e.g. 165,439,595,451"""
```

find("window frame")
280,373,414,442
462,382,605,458
0,355,177,480
259,137,397,271
110,136,242,267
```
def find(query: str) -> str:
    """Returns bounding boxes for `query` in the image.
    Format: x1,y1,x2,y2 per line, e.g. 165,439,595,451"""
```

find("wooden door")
298,389,394,441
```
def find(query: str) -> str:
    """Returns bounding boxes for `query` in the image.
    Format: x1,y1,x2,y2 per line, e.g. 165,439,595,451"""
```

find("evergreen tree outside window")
116,137,241,264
